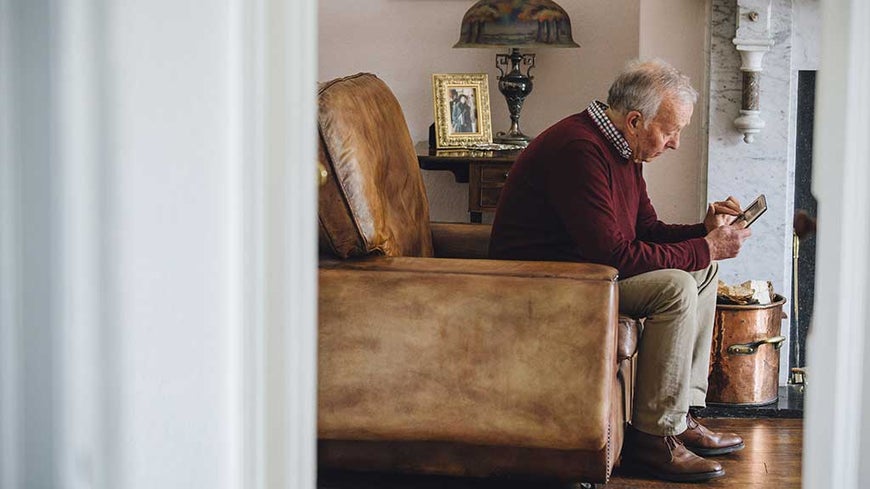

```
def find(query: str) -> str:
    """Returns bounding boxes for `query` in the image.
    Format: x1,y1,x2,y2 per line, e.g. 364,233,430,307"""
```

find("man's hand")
704,196,743,232
705,224,752,260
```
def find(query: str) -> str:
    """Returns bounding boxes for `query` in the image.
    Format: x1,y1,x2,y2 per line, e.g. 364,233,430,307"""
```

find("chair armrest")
319,256,620,452
618,316,643,361
430,222,491,259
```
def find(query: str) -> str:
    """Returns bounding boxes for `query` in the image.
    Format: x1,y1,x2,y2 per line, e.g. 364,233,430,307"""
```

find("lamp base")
495,48,536,149
494,130,531,147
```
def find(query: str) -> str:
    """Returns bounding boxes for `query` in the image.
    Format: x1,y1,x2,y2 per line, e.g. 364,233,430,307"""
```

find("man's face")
627,96,693,163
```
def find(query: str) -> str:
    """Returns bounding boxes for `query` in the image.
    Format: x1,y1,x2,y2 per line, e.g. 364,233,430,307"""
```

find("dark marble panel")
693,385,804,419
792,71,817,372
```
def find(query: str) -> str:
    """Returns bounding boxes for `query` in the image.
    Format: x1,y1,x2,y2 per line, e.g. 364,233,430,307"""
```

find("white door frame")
0,0,18,487
803,0,870,487
3,0,868,487
246,0,319,487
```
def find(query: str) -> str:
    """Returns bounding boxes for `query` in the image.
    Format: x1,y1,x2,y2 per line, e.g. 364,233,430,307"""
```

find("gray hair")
606,58,698,125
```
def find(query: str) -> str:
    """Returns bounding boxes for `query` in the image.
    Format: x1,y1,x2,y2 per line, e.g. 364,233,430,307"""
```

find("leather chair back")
318,73,434,258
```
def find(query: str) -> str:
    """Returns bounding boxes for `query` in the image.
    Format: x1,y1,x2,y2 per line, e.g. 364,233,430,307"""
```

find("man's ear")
626,111,643,132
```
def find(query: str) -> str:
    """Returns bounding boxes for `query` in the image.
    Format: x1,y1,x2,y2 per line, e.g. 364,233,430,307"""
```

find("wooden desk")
416,142,522,223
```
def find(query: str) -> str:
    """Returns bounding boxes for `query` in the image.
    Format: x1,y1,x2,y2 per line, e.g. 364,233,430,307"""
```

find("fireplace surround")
706,0,819,395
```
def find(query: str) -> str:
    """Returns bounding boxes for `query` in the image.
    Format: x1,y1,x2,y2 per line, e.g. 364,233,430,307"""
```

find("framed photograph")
432,73,493,148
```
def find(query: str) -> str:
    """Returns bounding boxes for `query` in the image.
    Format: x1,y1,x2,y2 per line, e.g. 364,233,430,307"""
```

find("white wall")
640,0,710,223
108,1,237,486
792,0,821,71
319,0,641,222
0,0,318,488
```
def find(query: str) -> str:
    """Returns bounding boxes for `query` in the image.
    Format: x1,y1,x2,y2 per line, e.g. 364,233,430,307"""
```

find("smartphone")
731,194,767,227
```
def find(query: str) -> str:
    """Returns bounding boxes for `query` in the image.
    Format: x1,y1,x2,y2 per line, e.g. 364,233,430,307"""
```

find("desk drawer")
416,141,520,223
479,187,502,207
470,162,512,212
480,165,511,183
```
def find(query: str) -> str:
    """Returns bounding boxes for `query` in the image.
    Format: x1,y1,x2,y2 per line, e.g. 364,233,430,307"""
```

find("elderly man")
489,59,751,483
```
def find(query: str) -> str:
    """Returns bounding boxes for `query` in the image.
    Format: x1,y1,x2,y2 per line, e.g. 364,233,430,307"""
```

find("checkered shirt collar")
587,100,632,160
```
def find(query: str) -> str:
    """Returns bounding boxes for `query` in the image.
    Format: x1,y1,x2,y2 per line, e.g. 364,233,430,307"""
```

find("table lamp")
454,0,579,147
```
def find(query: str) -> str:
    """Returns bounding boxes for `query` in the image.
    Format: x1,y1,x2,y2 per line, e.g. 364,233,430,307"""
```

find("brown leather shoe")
677,413,745,456
622,425,725,482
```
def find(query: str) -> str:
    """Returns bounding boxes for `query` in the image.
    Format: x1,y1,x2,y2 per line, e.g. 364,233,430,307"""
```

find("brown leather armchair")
317,73,639,485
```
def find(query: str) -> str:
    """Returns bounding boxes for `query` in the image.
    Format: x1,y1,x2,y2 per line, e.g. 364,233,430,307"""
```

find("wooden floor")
318,418,803,489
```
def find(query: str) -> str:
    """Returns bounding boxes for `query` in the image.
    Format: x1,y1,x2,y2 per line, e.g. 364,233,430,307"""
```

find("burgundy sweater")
489,110,711,279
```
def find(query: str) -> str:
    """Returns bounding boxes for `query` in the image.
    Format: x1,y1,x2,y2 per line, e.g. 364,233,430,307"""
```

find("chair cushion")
318,73,434,258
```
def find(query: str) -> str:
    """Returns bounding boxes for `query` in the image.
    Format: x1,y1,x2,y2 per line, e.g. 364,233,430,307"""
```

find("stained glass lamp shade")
454,0,579,146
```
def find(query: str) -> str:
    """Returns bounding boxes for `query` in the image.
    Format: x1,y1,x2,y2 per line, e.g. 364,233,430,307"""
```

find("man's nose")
667,134,680,150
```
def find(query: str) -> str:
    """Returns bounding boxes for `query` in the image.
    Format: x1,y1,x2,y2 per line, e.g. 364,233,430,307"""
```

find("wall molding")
54,0,111,487
0,0,20,487
247,0,319,488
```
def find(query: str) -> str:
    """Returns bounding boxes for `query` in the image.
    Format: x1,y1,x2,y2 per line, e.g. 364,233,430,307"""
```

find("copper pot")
707,295,787,406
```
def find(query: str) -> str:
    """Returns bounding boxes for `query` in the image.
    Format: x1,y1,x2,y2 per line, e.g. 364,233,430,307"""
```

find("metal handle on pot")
727,336,786,355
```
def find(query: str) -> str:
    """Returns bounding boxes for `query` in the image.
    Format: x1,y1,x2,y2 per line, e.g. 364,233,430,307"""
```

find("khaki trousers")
618,262,718,436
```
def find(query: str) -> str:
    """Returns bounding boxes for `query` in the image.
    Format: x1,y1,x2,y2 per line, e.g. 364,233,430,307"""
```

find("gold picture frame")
432,73,493,148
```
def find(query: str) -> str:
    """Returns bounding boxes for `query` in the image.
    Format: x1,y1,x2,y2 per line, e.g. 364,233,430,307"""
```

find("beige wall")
640,0,710,223
319,0,706,223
